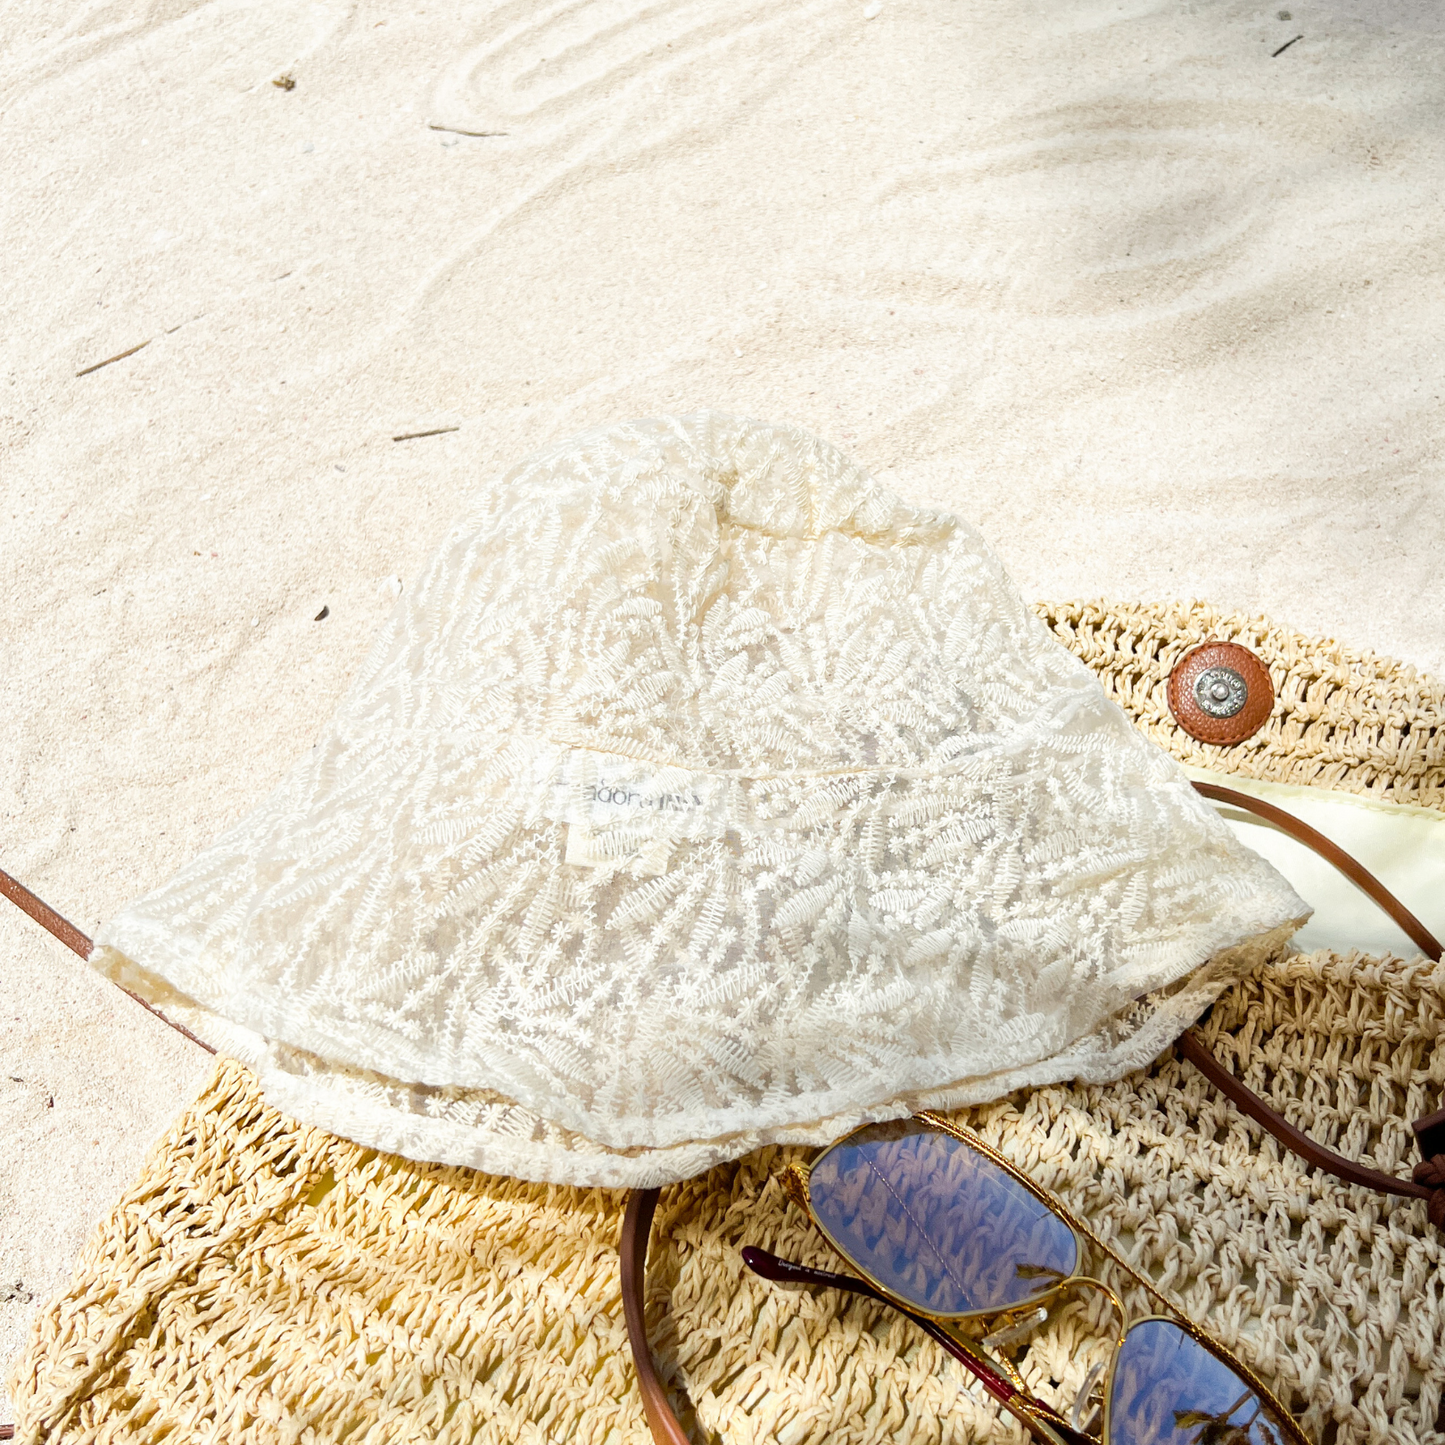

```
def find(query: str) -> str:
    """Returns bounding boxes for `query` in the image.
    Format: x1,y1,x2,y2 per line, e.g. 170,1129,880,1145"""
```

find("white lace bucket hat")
90,414,1305,1187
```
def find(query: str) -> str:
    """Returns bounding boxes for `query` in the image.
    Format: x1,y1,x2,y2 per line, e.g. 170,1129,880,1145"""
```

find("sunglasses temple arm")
740,1249,1088,1445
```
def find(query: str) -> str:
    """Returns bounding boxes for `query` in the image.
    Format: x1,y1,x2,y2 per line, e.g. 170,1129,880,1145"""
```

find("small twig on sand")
76,340,150,377
393,427,461,442
1272,34,1303,56
428,123,508,137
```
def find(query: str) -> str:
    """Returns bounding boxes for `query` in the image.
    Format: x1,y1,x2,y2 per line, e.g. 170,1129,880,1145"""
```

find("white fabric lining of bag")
1190,766,1445,957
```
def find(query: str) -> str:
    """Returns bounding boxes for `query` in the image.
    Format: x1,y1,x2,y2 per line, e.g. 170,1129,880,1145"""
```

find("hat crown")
398,414,970,775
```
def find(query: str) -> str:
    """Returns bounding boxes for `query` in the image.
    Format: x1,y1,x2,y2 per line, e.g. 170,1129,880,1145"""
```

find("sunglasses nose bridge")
1058,1274,1128,1349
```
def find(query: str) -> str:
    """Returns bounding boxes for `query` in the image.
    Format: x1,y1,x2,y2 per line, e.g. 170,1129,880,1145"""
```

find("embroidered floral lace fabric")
90,414,1305,1186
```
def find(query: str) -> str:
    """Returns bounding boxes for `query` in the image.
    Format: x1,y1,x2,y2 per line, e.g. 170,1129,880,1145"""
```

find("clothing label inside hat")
543,748,730,839
538,741,920,842
584,781,706,814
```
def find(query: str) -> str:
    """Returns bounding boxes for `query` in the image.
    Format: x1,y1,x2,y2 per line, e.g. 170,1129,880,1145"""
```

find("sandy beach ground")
3,0,1444,1419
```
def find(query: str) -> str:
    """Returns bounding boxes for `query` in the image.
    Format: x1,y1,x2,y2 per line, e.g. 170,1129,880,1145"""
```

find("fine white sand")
4,0,1445,1418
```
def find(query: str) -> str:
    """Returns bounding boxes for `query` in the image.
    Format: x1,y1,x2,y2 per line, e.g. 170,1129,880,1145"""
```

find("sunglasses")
743,1112,1308,1445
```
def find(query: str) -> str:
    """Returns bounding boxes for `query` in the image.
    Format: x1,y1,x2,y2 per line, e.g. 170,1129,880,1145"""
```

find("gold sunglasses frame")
780,1109,1310,1445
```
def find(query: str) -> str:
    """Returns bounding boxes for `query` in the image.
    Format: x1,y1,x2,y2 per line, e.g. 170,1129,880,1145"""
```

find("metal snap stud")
1194,665,1247,719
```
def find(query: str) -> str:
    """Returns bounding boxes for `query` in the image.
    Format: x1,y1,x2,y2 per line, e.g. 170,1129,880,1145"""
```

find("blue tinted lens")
806,1119,1078,1316
1110,1319,1296,1445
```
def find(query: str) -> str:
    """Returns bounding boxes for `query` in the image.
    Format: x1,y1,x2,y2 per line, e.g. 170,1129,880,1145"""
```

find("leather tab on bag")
1168,641,1274,745
1412,1155,1445,1229
1412,1106,1445,1163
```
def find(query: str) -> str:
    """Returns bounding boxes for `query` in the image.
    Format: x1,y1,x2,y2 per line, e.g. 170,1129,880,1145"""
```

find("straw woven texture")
10,600,1445,1445
1039,600,1445,809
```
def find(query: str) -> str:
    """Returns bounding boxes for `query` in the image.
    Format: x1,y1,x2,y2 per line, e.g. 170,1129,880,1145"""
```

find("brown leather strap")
0,864,215,1055
1176,1030,1430,1200
620,1189,692,1445
1189,780,1441,960
1185,779,1445,1213
0,864,94,960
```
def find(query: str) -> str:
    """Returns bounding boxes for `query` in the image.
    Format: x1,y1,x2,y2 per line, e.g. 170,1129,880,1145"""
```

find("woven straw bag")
7,600,1445,1445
